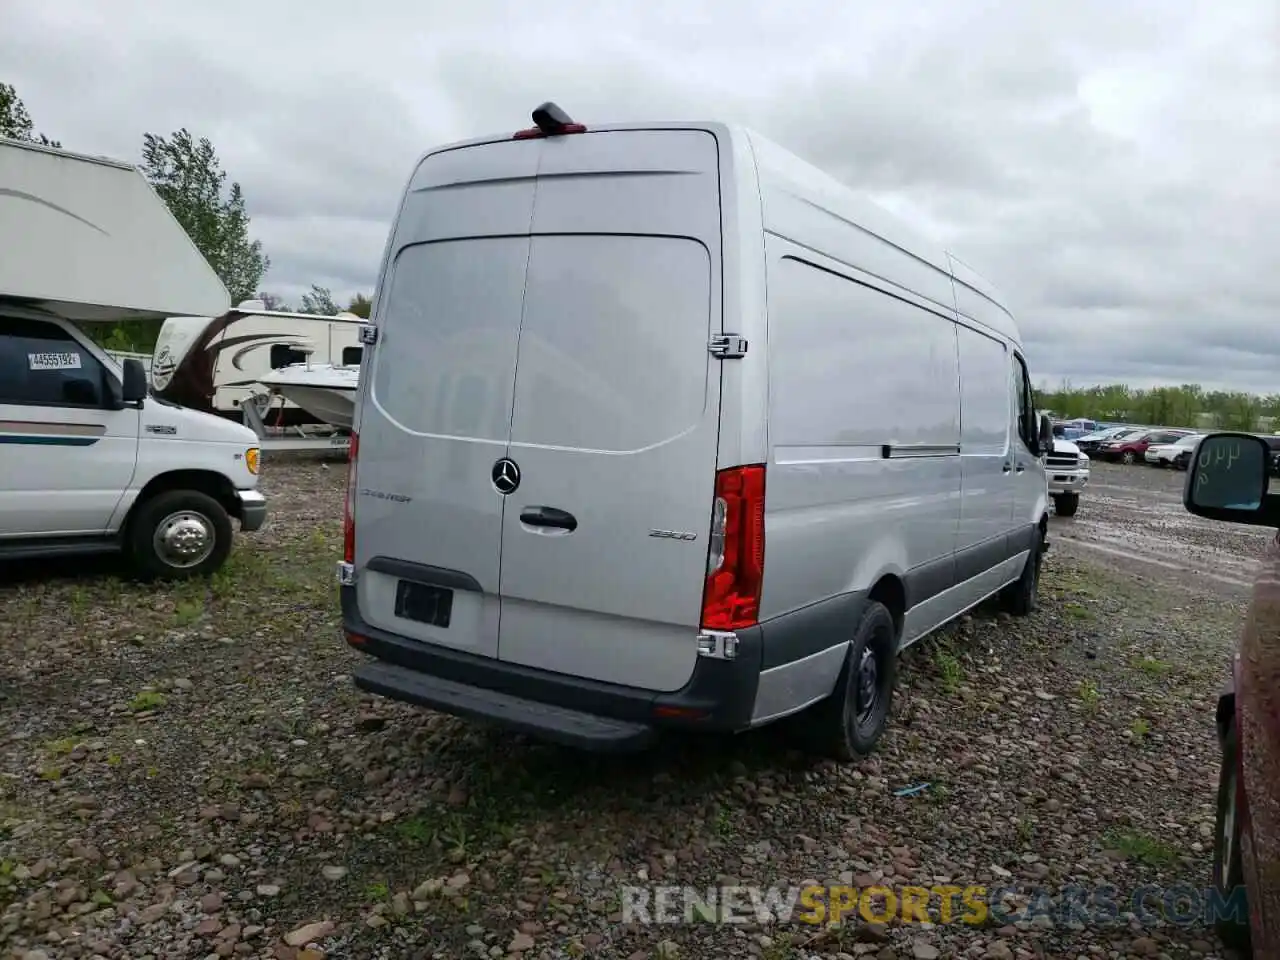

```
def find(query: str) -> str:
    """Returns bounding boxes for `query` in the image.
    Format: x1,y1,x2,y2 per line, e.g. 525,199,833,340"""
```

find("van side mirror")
1184,432,1279,527
1037,414,1053,454
121,358,148,404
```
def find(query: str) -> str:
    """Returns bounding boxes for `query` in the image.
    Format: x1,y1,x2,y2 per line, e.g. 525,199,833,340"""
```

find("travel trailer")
151,302,367,427
0,136,267,578
339,103,1054,758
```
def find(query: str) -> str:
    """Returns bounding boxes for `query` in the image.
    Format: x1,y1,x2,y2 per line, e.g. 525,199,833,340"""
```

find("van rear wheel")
128,490,233,580
803,600,897,761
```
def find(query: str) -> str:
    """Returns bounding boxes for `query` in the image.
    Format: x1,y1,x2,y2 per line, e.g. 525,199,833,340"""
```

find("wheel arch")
868,573,906,641
126,470,241,532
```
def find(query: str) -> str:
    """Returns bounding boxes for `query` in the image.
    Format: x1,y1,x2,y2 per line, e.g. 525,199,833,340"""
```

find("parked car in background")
1183,432,1279,957
1170,434,1207,470
1265,435,1280,477
1051,418,1097,441
1077,426,1141,455
1096,428,1192,465
1045,437,1089,516
1147,433,1205,468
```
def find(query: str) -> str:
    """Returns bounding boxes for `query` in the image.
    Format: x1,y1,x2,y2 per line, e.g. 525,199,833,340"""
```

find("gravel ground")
0,456,1260,960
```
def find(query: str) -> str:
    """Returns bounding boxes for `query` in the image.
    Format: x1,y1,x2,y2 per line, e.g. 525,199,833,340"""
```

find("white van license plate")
394,581,453,629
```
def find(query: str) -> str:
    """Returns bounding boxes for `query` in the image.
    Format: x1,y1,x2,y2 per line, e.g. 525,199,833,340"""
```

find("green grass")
173,598,205,626
1063,601,1094,621
1077,679,1100,711
1133,657,1174,677
712,803,733,836
45,737,78,756
1105,829,1178,868
933,647,964,693
128,690,166,713
1131,717,1151,740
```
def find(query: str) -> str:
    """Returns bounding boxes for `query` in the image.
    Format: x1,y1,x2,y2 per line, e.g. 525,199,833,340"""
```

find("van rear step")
353,661,658,753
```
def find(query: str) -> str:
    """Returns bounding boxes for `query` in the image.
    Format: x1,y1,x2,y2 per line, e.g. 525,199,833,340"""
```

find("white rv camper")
151,303,367,428
0,136,267,578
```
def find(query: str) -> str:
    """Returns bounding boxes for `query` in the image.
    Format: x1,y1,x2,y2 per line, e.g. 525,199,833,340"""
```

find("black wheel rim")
855,646,879,725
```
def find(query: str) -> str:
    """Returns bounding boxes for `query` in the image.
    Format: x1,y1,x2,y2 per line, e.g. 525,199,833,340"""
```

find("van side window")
956,325,1009,453
1012,353,1035,450
270,344,308,368
341,346,363,366
0,317,105,408
769,257,960,448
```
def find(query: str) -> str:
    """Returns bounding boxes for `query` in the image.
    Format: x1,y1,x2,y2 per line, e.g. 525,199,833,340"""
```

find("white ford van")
340,104,1053,757
0,136,267,579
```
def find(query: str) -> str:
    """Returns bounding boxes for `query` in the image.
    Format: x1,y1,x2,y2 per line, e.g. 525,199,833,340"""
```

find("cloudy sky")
4,0,1277,392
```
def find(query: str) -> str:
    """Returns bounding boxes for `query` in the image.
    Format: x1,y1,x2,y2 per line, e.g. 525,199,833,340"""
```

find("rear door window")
371,237,530,441
509,235,712,453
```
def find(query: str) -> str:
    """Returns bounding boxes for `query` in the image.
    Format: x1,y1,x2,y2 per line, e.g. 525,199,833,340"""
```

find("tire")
1053,493,1079,518
1122,451,1136,465
1213,717,1252,952
802,601,898,761
999,527,1043,616
127,490,233,580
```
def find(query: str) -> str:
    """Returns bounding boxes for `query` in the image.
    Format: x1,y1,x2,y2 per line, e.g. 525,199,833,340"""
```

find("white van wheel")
128,490,233,580
803,600,897,761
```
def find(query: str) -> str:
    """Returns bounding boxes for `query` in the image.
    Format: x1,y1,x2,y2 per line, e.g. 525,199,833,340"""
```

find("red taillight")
700,464,766,630
342,432,359,564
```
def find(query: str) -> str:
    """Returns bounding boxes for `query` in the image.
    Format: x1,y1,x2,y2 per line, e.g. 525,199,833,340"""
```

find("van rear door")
495,129,723,693
355,129,723,691
353,140,540,659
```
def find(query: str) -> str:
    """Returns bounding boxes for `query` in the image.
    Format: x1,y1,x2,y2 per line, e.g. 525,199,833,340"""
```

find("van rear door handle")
1015,463,1026,474
519,506,578,531
1002,462,1012,473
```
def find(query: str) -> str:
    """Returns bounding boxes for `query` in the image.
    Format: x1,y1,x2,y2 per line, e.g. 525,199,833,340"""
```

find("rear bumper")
234,489,267,532
340,585,762,752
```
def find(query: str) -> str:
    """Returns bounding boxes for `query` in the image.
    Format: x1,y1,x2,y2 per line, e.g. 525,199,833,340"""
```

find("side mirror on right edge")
1185,432,1280,527
1037,414,1053,455
121,358,148,404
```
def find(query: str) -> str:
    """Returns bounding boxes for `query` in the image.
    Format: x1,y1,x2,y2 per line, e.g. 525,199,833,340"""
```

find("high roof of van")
407,120,1019,344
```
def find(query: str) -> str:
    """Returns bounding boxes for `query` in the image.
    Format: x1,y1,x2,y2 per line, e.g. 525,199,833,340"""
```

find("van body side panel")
953,323,1013,569
496,129,723,693
353,140,541,659
757,236,962,649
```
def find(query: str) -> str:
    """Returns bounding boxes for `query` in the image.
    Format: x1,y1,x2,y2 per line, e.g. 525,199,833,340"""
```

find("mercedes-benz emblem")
492,458,521,495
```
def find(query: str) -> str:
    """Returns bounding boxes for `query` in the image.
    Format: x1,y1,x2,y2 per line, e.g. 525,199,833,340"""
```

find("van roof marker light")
513,101,587,140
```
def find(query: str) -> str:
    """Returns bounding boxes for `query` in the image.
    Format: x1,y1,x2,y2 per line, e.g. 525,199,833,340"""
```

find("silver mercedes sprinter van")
339,103,1053,758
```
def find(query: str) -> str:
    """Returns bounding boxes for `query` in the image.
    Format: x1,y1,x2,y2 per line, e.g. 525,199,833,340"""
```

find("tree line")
1,83,371,351
1036,381,1280,433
